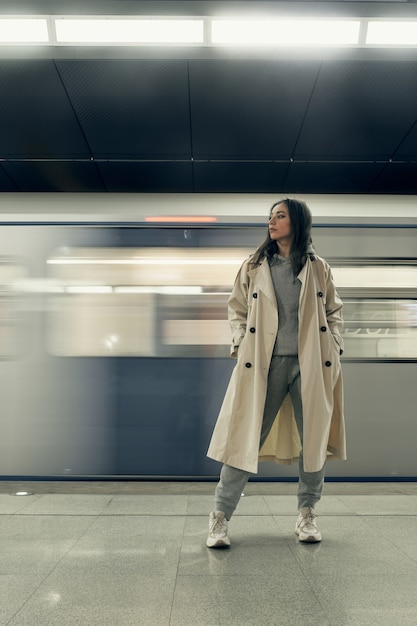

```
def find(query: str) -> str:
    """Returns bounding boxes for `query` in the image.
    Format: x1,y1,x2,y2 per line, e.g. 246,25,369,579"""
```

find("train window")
0,259,27,359
46,248,417,360
46,247,246,357
332,263,417,359
343,299,417,359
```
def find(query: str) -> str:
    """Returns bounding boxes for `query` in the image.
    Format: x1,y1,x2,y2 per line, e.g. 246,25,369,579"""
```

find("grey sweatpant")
214,356,326,520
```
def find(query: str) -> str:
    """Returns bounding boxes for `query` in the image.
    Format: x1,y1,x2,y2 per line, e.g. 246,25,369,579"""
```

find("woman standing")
206,198,346,547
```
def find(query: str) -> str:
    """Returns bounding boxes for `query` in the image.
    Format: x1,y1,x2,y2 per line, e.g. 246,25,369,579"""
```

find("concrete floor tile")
170,575,330,626
317,496,356,514
0,538,78,576
186,495,213,516
8,570,176,626
1,485,417,626
0,515,95,540
179,540,297,577
227,495,272,516
61,536,182,577
83,514,186,540
0,494,42,515
18,494,113,516
289,522,417,581
263,495,301,515
102,494,188,515
229,514,289,541
0,575,44,625
315,573,417,626
360,515,417,563
337,495,417,515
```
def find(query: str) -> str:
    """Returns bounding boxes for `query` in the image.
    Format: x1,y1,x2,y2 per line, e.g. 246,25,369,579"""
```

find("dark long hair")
251,198,313,276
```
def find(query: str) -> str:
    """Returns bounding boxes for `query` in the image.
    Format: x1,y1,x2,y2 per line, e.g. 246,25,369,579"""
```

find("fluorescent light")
145,216,217,223
0,18,49,43
211,19,360,46
48,258,243,265
115,286,203,294
3,14,417,49
66,286,113,293
55,18,204,45
366,21,417,45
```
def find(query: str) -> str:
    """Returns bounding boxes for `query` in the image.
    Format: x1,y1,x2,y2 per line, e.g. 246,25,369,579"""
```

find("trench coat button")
245,362,252,368
320,326,327,332
249,327,256,333
325,360,332,367
252,293,258,299
317,291,323,298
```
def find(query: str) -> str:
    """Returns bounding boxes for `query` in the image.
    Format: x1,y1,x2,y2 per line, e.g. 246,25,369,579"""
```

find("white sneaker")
206,511,231,548
295,507,322,543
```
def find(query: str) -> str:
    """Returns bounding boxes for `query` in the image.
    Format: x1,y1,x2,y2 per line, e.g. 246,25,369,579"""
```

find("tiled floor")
1,482,417,625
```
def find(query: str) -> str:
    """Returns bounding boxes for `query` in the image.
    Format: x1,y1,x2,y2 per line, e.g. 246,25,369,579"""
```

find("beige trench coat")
207,253,346,474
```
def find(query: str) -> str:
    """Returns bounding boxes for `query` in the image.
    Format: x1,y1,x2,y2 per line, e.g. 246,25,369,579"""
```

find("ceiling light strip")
1,16,417,48
0,18,49,44
54,17,204,45
211,19,361,46
366,21,417,46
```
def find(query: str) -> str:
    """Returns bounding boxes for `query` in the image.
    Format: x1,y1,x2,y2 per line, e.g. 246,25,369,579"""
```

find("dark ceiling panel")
393,122,417,160
193,161,288,192
2,161,104,192
189,60,320,159
0,37,417,195
294,61,417,161
97,162,193,192
56,60,192,159
284,162,384,193
0,60,90,159
370,162,417,194
0,165,17,191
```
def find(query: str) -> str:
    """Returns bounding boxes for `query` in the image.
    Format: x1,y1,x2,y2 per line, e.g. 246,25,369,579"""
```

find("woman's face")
268,203,292,244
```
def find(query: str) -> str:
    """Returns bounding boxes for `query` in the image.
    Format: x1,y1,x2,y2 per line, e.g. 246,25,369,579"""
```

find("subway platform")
1,480,417,626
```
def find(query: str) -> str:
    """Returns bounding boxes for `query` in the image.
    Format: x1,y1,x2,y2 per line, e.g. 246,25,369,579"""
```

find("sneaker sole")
206,538,231,549
296,532,322,543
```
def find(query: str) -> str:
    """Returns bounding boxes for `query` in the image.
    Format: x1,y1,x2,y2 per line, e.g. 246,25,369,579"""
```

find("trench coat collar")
297,247,317,286
247,249,316,299
247,257,276,304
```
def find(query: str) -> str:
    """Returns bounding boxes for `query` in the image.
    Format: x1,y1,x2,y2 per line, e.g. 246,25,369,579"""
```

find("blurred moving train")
0,193,416,480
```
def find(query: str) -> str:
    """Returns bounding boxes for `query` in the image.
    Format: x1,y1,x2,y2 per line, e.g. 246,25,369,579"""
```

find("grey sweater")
269,254,301,356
